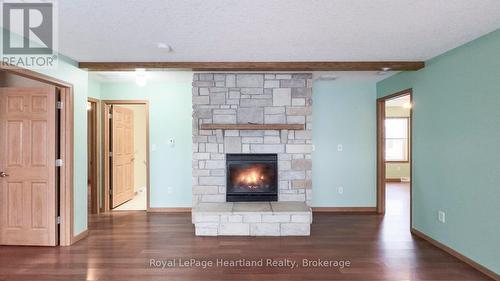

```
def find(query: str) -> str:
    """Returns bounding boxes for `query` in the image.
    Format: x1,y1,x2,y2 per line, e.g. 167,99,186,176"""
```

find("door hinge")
108,113,112,119
56,101,63,109
109,189,113,195
109,152,113,157
55,159,64,167
57,216,61,224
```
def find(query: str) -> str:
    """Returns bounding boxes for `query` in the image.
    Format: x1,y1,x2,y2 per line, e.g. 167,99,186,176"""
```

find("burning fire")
236,167,266,189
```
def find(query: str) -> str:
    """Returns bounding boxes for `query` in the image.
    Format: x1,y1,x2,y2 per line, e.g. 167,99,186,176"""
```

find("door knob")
0,172,8,177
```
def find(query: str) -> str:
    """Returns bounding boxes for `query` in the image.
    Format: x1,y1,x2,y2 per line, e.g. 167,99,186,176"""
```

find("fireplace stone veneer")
192,73,313,236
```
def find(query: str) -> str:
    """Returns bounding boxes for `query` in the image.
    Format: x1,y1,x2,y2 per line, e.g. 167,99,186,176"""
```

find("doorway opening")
102,101,149,212
0,67,73,246
377,89,413,226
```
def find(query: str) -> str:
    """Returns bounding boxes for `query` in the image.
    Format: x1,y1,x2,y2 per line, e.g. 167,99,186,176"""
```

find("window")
385,118,409,162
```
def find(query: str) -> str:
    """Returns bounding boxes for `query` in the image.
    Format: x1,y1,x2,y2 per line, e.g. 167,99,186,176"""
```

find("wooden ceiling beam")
78,61,424,71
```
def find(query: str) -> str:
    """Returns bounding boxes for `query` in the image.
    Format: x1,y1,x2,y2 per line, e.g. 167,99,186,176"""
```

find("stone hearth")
192,202,312,236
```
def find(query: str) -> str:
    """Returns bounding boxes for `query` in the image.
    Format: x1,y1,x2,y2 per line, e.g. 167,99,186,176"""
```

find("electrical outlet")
438,210,446,223
337,144,343,152
167,186,173,194
338,186,344,194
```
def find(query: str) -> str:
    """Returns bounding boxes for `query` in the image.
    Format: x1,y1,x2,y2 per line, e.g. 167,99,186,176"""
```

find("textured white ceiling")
59,0,500,62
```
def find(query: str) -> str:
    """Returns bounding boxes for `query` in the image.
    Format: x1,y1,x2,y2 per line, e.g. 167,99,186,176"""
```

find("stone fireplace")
192,73,313,236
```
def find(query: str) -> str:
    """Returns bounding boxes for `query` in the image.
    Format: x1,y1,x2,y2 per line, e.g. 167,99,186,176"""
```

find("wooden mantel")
200,124,305,130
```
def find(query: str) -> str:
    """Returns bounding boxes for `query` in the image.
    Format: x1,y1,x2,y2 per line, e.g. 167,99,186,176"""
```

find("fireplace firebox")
226,154,278,202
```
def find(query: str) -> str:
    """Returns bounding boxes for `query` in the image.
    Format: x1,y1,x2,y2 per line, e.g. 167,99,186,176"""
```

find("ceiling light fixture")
135,68,147,87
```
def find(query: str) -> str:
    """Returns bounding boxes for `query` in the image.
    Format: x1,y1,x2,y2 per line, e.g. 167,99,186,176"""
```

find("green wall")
377,29,500,274
99,74,193,207
88,76,102,99
312,80,377,207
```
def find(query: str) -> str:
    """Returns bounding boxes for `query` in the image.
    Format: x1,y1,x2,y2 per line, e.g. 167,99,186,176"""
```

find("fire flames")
236,167,266,189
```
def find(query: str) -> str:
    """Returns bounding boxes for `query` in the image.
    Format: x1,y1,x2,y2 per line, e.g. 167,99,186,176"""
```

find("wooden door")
111,106,135,208
0,87,57,246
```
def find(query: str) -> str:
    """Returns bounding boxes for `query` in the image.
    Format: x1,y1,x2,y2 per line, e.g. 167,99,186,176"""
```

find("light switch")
337,144,343,152
438,211,446,223
151,144,157,151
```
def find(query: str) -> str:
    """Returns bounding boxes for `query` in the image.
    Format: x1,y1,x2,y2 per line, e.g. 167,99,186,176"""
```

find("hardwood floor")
0,184,492,280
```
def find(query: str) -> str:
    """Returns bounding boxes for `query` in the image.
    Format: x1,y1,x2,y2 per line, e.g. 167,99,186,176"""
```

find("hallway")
383,182,411,229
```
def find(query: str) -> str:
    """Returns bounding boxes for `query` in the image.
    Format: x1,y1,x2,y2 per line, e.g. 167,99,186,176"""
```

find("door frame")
101,100,150,212
0,66,74,246
376,88,413,223
87,98,100,214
